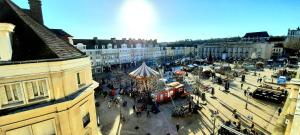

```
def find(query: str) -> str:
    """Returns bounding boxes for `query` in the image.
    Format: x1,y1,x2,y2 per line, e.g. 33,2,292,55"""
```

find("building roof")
0,0,85,62
73,38,158,49
243,31,269,38
50,29,72,37
268,36,286,42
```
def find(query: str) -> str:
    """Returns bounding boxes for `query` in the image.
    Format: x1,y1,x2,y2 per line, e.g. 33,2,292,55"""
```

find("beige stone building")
0,0,99,135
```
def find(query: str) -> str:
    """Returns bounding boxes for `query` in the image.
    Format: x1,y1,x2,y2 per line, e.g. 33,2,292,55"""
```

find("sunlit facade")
0,0,99,135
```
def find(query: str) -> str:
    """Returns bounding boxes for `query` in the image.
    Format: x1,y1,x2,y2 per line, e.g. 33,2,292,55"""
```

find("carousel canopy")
129,62,160,80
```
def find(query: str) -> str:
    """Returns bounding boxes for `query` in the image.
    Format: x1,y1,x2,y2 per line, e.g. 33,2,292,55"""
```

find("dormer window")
0,82,24,108
24,79,49,102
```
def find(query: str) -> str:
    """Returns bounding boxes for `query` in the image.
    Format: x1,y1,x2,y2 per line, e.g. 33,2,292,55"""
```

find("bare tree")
285,38,300,50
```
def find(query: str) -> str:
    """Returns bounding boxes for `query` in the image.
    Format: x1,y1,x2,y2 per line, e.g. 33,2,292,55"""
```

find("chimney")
28,0,44,24
0,23,15,61
111,38,116,43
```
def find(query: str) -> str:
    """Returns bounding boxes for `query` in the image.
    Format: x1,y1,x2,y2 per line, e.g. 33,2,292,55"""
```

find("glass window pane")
77,73,81,85
15,83,23,100
5,85,12,101
11,84,19,100
0,85,8,105
26,82,35,99
32,82,38,96
38,80,44,95
42,80,48,96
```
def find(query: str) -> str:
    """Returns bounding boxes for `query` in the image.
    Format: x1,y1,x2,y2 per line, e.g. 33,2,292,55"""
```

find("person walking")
251,122,255,129
108,100,111,109
244,89,247,96
176,123,180,132
133,104,136,112
241,83,244,89
278,107,282,116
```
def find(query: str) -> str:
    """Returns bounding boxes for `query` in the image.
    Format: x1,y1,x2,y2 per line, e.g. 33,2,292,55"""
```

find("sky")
13,0,300,42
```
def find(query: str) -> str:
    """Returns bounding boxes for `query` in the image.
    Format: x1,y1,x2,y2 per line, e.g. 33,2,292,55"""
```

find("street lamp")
245,87,250,109
211,110,219,135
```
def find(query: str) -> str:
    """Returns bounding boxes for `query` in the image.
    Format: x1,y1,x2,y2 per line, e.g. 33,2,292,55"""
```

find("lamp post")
211,110,219,135
245,87,250,109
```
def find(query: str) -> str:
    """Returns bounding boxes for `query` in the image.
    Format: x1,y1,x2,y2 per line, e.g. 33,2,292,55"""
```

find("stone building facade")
0,0,99,135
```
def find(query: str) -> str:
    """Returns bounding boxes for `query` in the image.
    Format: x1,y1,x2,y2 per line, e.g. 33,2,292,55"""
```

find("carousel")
129,62,160,113
129,62,160,91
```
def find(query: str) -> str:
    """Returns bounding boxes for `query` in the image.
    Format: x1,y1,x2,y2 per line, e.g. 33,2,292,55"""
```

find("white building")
288,27,300,38
197,42,274,60
73,38,165,73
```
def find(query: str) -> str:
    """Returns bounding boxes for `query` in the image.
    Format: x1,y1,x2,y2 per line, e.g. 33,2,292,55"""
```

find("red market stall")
156,82,189,103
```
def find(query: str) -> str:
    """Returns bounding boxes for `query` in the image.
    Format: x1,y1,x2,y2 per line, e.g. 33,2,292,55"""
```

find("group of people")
257,77,263,83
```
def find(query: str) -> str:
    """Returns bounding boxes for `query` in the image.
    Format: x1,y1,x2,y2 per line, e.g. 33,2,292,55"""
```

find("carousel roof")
129,62,160,79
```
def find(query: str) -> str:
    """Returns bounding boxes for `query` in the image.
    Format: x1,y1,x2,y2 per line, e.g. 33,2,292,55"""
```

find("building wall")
197,42,273,60
0,57,99,135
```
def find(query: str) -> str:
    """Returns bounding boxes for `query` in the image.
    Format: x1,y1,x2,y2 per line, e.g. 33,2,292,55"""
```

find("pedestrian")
241,83,244,89
237,121,241,130
108,100,111,109
176,123,180,132
259,77,262,83
133,104,136,112
244,90,247,96
278,107,282,116
251,122,255,129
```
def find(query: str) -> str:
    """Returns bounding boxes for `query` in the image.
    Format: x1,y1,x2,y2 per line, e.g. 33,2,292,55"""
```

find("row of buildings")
72,31,295,73
73,38,195,73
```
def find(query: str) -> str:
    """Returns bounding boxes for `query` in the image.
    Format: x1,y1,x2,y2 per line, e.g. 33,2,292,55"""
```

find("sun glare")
119,0,157,38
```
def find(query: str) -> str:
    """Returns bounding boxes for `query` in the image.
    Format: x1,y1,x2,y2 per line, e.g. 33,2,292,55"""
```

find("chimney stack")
0,23,15,61
28,0,44,24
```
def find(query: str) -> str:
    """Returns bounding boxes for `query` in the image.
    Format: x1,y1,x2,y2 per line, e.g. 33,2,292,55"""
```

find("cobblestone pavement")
95,68,282,135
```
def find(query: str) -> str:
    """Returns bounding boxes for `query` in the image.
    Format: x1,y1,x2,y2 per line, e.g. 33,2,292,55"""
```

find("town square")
1,0,300,135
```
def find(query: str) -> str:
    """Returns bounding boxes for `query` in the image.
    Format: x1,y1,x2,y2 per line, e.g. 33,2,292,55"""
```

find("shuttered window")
0,82,23,108
25,79,49,102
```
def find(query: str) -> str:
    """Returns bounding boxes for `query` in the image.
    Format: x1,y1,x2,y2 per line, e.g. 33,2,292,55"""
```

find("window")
25,79,49,102
82,113,91,128
77,72,86,88
0,83,23,108
77,73,81,86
